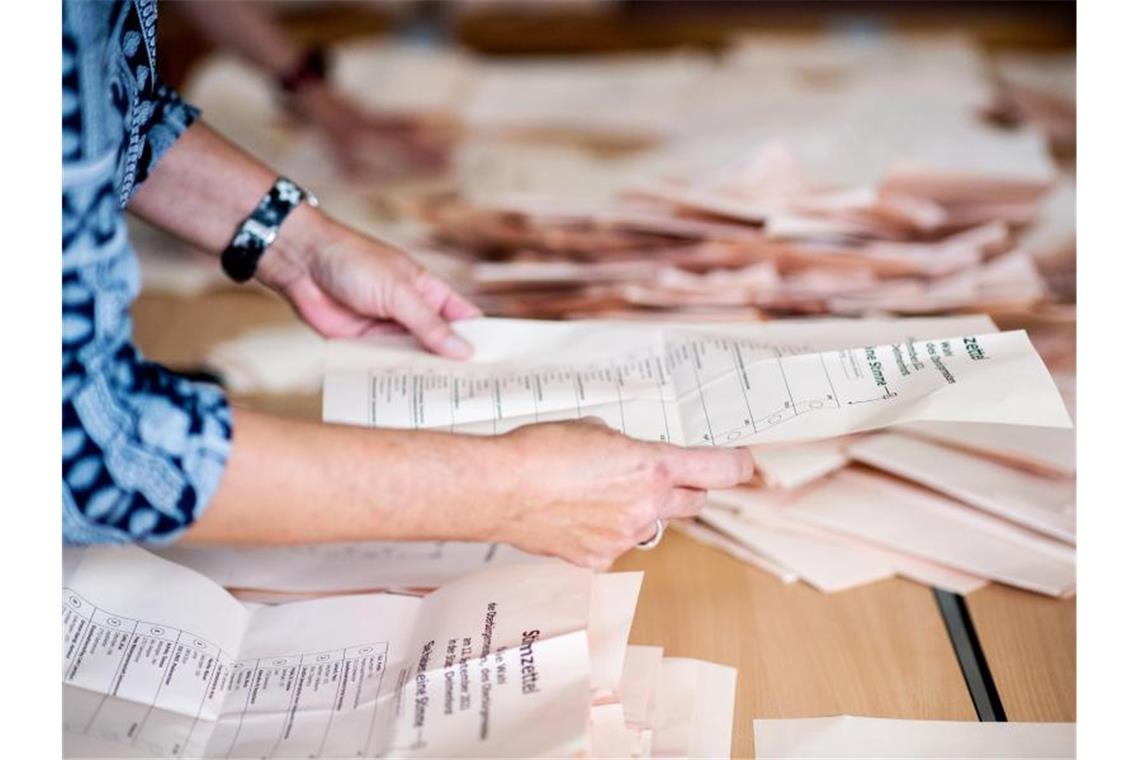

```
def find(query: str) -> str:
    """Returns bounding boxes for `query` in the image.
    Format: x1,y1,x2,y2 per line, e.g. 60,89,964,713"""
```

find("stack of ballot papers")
686,396,1077,597
315,315,1072,599
423,136,1055,321
682,319,1076,597
63,546,736,758
752,715,1074,758
988,50,1076,156
155,35,1070,328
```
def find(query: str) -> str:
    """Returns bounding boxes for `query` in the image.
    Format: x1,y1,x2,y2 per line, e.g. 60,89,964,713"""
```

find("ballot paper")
671,520,800,584
699,507,895,593
847,433,1075,543
591,703,645,758
423,129,1057,321
748,437,854,489
323,318,1070,448
650,658,737,758
617,646,664,730
896,419,1075,478
753,715,1075,759
589,647,737,759
703,492,988,595
776,469,1075,596
153,540,551,594
461,53,712,144
588,571,643,699
63,546,598,758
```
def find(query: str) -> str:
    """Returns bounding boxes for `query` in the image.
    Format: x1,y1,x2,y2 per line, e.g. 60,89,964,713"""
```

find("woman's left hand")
258,209,482,359
294,86,452,179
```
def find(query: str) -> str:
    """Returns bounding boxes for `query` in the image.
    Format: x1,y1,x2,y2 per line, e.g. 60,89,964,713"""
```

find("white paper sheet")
323,318,1069,448
153,540,552,594
847,433,1075,543
618,646,664,730
587,572,644,698
590,703,645,758
650,658,737,758
63,546,596,758
753,715,1075,759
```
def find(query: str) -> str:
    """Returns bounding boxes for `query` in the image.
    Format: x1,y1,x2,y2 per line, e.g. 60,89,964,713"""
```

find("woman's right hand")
483,420,755,569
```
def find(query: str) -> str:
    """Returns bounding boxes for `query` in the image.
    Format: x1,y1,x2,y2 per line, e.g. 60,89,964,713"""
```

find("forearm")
173,0,301,78
128,121,325,260
185,407,507,545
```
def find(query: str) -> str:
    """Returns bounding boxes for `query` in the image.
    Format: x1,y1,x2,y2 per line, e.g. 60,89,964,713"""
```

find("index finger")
414,272,484,321
388,282,474,360
661,445,755,489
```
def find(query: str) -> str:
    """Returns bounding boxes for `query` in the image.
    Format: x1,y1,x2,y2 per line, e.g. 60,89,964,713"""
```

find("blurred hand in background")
173,0,452,179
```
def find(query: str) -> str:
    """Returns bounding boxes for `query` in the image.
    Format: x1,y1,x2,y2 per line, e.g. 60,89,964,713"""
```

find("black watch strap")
221,177,318,283
279,46,328,94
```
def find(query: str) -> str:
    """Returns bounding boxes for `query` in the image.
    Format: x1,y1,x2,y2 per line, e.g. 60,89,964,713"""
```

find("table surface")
132,291,1076,758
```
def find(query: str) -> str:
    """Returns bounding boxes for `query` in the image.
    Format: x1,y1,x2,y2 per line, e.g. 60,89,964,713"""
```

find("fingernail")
443,335,473,359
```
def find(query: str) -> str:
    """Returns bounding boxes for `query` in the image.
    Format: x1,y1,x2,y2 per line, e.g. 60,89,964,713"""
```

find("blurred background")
136,0,1075,401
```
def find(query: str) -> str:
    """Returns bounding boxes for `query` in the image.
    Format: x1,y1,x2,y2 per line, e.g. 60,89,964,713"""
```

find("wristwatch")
278,46,328,95
221,177,320,283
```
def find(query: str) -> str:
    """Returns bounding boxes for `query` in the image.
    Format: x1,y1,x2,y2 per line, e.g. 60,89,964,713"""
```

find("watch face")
240,218,276,246
223,177,312,283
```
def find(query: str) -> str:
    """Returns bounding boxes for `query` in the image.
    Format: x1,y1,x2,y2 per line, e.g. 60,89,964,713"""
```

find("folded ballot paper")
753,715,1074,759
62,546,735,758
154,540,551,595
696,364,1076,598
322,317,1071,448
707,469,1074,597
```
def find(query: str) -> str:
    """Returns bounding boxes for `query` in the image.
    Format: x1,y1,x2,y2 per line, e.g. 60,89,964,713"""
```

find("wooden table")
132,291,1076,758
966,588,1076,723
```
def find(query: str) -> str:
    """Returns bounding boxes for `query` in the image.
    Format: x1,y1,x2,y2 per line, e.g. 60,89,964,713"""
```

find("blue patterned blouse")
62,0,232,544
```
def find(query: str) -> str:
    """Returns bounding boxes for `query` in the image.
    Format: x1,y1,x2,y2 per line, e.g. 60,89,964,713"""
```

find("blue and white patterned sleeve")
62,0,232,545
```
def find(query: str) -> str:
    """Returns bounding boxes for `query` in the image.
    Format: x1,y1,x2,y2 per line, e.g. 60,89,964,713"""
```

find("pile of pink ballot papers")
687,367,1076,597
63,546,735,759
420,137,1057,323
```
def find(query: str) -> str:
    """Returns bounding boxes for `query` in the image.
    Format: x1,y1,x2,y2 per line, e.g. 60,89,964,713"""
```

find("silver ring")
636,520,665,551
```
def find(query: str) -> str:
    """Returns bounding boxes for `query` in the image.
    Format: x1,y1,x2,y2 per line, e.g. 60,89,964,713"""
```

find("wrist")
220,177,324,285
255,201,333,288
467,432,529,543
428,432,519,544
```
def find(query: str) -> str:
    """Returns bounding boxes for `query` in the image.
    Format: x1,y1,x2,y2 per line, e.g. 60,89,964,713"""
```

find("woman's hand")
294,86,452,179
259,208,482,359
483,420,755,569
128,123,477,359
